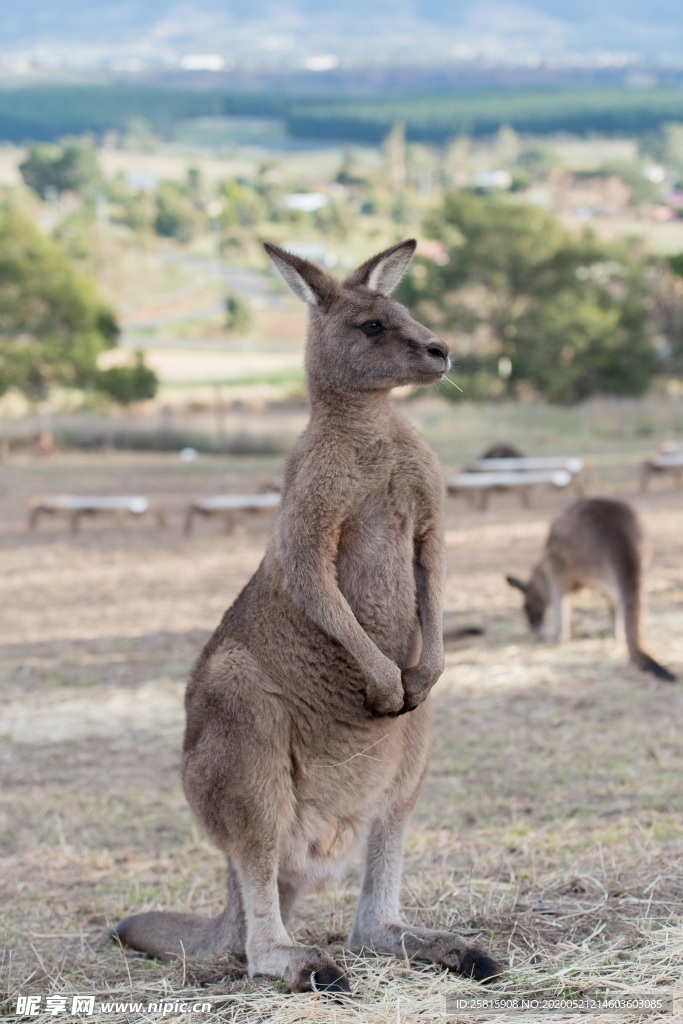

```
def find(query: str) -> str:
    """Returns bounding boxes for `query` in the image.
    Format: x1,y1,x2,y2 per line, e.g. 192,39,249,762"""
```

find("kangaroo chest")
335,466,419,664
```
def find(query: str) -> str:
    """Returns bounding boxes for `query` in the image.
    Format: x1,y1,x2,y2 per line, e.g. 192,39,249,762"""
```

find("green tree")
219,180,268,229
512,290,651,403
442,136,470,189
186,166,203,200
669,253,683,279
603,160,662,205
19,142,103,200
336,148,366,186
494,125,520,167
659,254,683,373
18,145,56,199
52,210,97,264
0,205,156,403
225,294,253,334
516,140,556,180
113,188,157,233
639,122,683,177
120,118,160,153
97,352,158,404
313,197,355,240
398,192,658,403
383,122,406,194
154,181,204,242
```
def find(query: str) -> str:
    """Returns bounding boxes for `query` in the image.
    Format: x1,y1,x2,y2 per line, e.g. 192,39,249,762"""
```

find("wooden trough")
28,496,164,533
468,455,583,475
184,493,281,536
640,452,683,491
446,469,573,510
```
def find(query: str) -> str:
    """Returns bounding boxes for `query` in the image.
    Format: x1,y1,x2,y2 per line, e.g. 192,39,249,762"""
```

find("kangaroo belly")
277,704,430,891
279,805,369,890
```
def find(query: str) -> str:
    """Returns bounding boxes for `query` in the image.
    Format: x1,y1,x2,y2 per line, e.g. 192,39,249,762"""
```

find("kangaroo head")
506,570,548,633
263,240,449,396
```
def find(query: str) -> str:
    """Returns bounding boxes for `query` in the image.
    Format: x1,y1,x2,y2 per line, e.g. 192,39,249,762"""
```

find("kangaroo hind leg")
234,848,350,993
184,645,350,992
349,808,502,982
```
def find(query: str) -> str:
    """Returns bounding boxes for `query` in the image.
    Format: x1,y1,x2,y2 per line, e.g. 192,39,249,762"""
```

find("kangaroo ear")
263,242,336,307
345,239,417,295
506,575,528,594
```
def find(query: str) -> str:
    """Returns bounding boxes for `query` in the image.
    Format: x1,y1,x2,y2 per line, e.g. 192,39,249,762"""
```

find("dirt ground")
1,446,682,1023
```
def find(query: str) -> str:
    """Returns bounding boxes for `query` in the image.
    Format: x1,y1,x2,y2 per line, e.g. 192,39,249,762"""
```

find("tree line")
3,84,683,145
0,85,286,143
288,89,683,143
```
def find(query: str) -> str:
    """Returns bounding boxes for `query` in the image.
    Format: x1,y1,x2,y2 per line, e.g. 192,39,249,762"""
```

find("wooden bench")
640,452,683,491
28,496,164,533
446,469,572,510
467,456,587,495
184,493,281,536
468,456,583,475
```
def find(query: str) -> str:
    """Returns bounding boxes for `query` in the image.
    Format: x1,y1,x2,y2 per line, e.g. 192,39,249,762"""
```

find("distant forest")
2,84,683,144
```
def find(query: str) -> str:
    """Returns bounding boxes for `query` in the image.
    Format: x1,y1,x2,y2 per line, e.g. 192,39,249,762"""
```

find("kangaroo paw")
251,943,351,995
459,947,505,982
352,924,503,983
308,964,352,995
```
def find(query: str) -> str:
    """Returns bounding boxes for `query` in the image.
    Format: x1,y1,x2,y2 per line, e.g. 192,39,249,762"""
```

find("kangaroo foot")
634,651,677,682
351,923,502,982
249,943,351,994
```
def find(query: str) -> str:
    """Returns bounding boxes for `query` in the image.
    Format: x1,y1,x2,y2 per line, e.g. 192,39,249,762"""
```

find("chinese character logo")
16,996,41,1016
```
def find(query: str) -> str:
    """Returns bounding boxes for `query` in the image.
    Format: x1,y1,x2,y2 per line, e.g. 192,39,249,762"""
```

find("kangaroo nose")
426,341,449,363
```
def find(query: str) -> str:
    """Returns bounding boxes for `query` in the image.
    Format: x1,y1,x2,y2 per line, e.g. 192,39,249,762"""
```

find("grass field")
1,442,682,1023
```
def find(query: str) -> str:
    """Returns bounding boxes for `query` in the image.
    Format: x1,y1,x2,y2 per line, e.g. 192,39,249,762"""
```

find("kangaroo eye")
359,320,384,337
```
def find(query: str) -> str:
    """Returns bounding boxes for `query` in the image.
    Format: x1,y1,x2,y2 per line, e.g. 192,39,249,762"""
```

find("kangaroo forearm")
318,599,385,668
420,596,444,656
417,592,444,673
414,536,445,666
285,567,389,673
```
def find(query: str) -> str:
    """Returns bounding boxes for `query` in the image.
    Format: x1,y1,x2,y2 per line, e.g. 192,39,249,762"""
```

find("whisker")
441,374,463,393
310,733,390,768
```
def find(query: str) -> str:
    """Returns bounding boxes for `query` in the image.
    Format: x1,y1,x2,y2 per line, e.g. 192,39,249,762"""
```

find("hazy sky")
4,1,683,62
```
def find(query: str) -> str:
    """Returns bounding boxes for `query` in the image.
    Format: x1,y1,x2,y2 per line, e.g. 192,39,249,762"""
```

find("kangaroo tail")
615,550,676,683
110,911,218,960
111,897,245,961
632,650,678,683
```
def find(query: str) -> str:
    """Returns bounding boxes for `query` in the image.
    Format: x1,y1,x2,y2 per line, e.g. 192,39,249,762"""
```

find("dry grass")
1,448,682,1022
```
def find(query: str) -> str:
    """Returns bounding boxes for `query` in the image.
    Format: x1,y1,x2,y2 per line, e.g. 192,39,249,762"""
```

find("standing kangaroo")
506,498,676,682
112,241,501,991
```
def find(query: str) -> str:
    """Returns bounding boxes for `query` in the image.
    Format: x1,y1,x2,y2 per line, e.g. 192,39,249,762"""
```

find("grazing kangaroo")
481,444,524,460
506,498,676,682
112,241,502,992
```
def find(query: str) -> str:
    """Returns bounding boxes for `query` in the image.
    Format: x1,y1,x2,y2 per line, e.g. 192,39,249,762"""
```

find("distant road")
164,251,269,300
123,302,225,331
121,250,270,331
117,333,297,352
